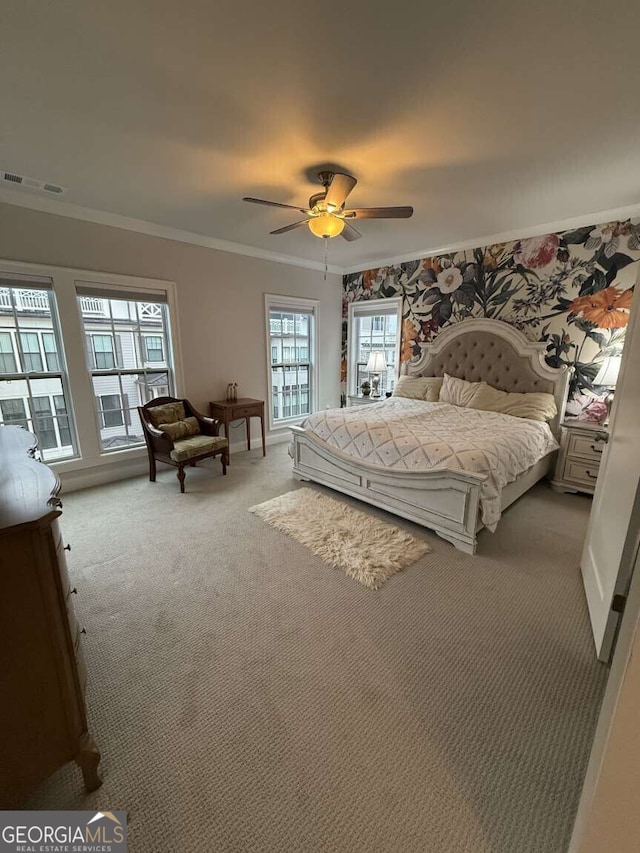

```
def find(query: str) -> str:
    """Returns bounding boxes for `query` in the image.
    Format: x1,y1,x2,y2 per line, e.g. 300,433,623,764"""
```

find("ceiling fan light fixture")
308,213,345,239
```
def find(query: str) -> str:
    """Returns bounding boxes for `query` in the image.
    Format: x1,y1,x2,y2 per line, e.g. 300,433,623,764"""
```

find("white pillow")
468,383,557,422
393,375,443,402
439,374,486,408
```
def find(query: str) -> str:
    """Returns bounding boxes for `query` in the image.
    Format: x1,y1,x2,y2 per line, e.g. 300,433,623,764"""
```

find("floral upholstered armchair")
138,397,229,493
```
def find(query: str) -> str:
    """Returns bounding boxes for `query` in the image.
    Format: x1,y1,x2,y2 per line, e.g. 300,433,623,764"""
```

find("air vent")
1,170,67,195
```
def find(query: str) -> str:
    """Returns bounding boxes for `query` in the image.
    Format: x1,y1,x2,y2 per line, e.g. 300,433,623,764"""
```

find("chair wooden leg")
189,461,196,467
177,465,186,493
148,453,156,483
221,452,227,476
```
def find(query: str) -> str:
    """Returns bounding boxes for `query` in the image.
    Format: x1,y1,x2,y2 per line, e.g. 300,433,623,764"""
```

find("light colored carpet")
249,487,431,589
25,444,607,853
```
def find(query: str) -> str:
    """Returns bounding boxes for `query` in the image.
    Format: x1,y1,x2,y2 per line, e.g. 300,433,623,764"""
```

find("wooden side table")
209,397,266,460
551,419,608,495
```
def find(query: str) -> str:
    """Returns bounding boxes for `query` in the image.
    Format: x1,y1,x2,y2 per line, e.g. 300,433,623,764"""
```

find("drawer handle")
80,628,87,635
589,444,604,453
594,433,609,444
71,587,78,595
586,470,598,479
64,543,71,552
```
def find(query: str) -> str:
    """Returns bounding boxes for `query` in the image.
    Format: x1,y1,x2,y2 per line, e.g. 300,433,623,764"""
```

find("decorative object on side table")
593,356,621,425
551,419,608,495
365,351,387,397
360,380,371,397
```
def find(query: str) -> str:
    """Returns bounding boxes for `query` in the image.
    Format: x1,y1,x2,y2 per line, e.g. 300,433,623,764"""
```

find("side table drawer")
231,405,260,419
563,458,600,488
567,431,605,461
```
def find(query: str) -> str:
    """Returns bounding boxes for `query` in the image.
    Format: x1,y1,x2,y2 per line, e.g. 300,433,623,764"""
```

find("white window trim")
0,258,183,477
265,293,319,432
347,296,403,396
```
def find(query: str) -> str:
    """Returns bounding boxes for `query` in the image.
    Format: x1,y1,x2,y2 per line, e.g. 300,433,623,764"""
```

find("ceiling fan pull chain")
323,236,328,281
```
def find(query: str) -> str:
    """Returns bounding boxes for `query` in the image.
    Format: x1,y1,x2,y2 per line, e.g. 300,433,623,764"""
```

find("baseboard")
59,430,292,493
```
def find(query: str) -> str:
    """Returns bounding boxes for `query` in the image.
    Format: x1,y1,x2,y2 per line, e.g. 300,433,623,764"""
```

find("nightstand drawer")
567,431,605,460
563,458,600,487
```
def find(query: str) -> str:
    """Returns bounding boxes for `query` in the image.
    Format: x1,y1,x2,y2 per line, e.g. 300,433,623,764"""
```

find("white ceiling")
2,0,640,272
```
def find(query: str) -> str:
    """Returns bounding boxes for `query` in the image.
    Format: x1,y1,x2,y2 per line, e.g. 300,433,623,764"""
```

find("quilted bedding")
299,398,559,530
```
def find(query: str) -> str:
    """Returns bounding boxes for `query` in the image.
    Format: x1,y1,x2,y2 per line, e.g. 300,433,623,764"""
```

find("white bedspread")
299,398,559,530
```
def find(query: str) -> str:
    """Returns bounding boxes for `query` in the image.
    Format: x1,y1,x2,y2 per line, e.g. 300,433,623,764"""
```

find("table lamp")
594,356,621,424
365,351,388,397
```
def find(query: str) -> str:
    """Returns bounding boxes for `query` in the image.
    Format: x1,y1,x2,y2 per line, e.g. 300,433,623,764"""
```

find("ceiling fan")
243,171,413,241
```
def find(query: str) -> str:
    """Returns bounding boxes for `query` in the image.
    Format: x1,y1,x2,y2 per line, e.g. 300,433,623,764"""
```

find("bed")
290,318,570,554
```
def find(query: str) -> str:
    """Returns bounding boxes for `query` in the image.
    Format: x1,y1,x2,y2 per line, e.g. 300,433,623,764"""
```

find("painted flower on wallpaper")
341,219,640,410
513,234,560,269
436,266,463,293
363,268,380,290
568,286,633,329
400,318,419,362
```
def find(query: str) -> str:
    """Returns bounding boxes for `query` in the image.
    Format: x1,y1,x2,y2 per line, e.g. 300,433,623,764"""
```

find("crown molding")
0,188,343,276
2,186,639,279
341,202,640,275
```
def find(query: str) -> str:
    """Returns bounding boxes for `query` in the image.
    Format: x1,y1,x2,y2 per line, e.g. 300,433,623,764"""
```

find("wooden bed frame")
290,319,570,554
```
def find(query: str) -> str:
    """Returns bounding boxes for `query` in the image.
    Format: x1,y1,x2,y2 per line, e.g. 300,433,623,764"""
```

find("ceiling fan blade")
343,206,414,219
324,173,357,210
270,219,310,235
340,222,362,242
243,197,309,214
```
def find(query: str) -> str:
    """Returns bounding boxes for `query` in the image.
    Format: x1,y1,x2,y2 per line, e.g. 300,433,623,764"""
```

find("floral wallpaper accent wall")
342,221,640,410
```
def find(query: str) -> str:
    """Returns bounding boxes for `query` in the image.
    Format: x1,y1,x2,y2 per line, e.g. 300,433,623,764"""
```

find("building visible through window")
266,297,316,426
0,282,76,461
77,289,173,451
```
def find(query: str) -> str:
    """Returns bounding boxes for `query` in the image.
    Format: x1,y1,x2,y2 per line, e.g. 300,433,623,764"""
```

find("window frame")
0,259,183,477
265,293,319,431
347,297,403,396
0,277,79,460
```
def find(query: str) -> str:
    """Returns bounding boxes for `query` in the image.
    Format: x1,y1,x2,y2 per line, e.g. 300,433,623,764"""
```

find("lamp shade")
594,356,621,387
365,351,388,373
308,214,345,238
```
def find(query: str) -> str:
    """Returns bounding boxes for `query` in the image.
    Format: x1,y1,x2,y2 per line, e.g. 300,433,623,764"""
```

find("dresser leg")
75,733,102,792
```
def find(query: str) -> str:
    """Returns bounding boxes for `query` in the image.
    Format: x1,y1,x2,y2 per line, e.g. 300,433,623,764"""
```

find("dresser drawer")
56,537,72,598
563,458,600,487
567,431,605,461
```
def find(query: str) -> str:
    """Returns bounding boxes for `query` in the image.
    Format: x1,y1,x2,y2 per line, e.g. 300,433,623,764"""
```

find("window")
0,332,16,373
32,397,57,450
143,335,164,363
20,332,44,372
42,333,60,371
0,280,76,461
347,298,402,396
98,394,128,429
0,398,29,430
54,395,72,447
77,287,174,451
266,295,318,428
88,333,117,369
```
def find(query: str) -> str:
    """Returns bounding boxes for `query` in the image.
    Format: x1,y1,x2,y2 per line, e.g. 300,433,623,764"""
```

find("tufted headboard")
403,318,570,434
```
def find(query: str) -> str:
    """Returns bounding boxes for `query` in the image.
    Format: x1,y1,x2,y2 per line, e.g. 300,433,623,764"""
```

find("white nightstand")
551,419,608,495
347,395,381,407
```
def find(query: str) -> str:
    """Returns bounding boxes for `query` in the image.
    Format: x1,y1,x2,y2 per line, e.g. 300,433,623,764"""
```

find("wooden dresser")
0,426,101,805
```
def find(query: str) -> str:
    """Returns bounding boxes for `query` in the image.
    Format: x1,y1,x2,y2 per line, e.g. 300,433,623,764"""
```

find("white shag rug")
249,488,431,589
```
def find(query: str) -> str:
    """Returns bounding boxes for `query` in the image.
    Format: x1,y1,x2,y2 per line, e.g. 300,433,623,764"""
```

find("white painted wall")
0,202,342,489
